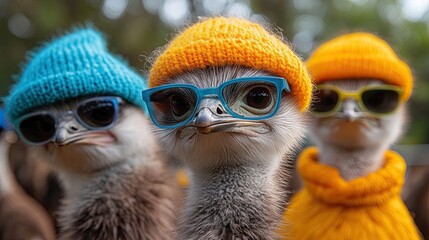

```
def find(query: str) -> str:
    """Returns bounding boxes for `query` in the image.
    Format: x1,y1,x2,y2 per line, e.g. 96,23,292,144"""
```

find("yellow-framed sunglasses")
311,84,404,117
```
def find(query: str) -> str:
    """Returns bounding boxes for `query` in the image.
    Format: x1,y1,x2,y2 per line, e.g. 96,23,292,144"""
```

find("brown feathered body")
58,156,177,240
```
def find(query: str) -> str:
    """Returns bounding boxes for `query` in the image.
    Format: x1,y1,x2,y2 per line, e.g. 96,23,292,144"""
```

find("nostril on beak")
215,102,228,115
66,124,79,133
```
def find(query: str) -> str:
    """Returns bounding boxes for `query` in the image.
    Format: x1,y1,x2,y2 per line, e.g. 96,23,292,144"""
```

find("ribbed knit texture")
149,17,313,112
280,147,422,240
306,32,413,101
5,27,147,126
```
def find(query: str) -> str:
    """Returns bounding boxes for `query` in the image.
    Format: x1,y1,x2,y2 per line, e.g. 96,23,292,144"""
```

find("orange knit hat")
306,32,413,101
149,17,313,111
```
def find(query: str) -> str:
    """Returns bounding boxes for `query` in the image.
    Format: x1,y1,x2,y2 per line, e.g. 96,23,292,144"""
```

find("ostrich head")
144,66,307,171
305,32,413,178
310,79,406,151
15,98,154,174
144,17,313,172
5,28,152,174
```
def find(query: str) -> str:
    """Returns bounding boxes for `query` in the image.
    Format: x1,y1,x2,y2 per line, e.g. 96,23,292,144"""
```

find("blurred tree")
0,0,428,144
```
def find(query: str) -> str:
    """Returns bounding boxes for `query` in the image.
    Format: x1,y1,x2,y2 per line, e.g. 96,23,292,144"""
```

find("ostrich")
6,28,178,240
283,32,422,239
143,17,313,239
309,79,407,179
0,126,56,240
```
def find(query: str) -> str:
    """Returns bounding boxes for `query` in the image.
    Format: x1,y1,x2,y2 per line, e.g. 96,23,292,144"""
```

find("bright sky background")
401,0,429,21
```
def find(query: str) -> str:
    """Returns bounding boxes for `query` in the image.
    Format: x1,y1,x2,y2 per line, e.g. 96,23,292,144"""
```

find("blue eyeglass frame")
142,76,290,129
15,96,123,146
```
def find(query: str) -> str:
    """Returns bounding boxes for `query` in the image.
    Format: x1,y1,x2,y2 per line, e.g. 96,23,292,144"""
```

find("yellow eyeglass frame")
311,84,404,118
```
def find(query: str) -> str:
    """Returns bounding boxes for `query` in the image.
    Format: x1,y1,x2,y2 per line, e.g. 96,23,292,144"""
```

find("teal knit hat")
5,27,147,127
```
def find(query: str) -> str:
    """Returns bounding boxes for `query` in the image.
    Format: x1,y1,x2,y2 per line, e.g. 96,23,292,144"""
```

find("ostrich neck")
60,157,139,197
180,161,283,239
56,151,177,240
317,143,388,180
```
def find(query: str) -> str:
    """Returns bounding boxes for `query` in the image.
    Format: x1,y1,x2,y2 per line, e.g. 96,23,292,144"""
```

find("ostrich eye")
223,81,277,117
245,87,271,109
149,87,197,126
171,94,191,116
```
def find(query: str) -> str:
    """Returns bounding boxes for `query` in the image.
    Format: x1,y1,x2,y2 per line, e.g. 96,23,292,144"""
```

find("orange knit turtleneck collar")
298,147,405,206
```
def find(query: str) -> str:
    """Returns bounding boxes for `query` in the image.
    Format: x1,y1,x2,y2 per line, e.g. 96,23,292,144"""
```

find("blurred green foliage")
0,0,428,144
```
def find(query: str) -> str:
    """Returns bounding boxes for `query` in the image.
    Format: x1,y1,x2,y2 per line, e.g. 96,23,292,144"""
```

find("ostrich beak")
335,99,379,129
338,100,362,121
183,98,269,135
54,119,115,147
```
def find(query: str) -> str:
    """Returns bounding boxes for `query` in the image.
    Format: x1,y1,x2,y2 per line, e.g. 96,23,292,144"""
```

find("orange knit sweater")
281,147,421,240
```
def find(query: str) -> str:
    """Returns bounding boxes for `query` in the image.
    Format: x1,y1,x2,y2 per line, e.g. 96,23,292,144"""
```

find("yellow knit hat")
149,17,313,111
306,32,413,101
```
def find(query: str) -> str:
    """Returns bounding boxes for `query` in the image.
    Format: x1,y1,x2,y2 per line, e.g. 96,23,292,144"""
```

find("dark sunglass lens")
362,89,400,113
149,88,196,126
171,95,191,117
19,114,55,143
78,99,116,128
246,87,271,109
312,89,339,112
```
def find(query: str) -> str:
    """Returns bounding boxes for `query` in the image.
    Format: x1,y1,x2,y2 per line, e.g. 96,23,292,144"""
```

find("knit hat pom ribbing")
149,17,313,112
6,27,147,126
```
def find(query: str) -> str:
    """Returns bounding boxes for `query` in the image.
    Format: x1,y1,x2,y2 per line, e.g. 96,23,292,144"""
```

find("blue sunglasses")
142,76,290,129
